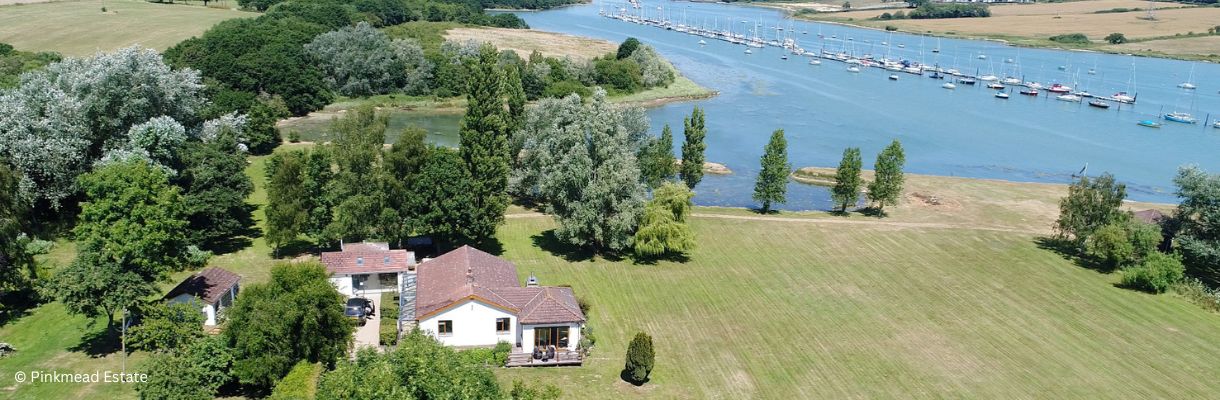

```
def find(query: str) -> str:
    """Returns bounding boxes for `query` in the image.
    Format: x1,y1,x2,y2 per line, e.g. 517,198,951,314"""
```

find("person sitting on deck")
546,345,556,361
532,346,542,361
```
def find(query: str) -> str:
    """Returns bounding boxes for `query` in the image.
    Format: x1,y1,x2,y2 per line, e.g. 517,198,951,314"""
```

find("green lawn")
494,215,1220,398
0,0,253,56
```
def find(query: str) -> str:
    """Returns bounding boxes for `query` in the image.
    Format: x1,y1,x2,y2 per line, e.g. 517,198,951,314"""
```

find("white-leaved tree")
306,22,433,97
0,46,205,208
515,89,647,253
627,45,675,88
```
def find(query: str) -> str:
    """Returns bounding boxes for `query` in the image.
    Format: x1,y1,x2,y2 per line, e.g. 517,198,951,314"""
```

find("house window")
534,326,570,349
496,318,510,333
378,273,396,287
438,320,453,336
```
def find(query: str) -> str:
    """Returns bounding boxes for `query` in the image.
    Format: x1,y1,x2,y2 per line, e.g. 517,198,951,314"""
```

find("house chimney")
526,273,538,287
466,266,474,286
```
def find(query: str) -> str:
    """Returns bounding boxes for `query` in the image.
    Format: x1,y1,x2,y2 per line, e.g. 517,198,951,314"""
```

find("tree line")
751,132,907,215
1052,167,1220,304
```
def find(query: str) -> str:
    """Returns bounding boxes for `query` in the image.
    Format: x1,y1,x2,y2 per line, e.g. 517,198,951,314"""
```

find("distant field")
1106,35,1220,58
444,27,618,59
804,0,1220,58
0,0,252,56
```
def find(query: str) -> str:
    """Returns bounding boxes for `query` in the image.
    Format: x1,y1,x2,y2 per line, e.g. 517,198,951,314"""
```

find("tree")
633,182,695,258
1119,252,1185,294
0,163,36,299
842,1,852,9
244,99,288,155
625,45,674,88
517,91,647,253
640,124,678,189
679,106,707,190
376,127,429,247
1086,222,1135,271
1105,32,1128,44
832,147,863,212
623,331,654,385
459,43,511,243
177,137,257,250
1172,166,1220,286
325,106,388,243
505,64,528,137
1054,172,1127,246
315,331,501,400
137,336,233,400
866,140,906,213
0,46,205,208
264,151,308,255
753,129,790,214
412,147,480,246
616,37,641,60
225,262,352,392
54,159,189,328
128,300,206,353
304,22,432,97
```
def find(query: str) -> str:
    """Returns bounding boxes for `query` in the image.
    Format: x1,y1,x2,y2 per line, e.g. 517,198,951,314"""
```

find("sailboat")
942,82,956,89
1178,64,1197,89
1088,99,1110,109
1163,112,1197,124
995,91,1010,99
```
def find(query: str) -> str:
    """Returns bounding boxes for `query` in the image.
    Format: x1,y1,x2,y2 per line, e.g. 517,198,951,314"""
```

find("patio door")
533,326,570,349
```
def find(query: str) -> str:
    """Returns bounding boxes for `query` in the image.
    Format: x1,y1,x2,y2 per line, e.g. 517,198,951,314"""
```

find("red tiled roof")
1133,209,1167,225
165,267,240,305
320,244,415,275
414,246,585,324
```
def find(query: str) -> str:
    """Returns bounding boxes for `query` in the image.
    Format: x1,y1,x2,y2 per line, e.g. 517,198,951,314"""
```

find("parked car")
345,297,374,326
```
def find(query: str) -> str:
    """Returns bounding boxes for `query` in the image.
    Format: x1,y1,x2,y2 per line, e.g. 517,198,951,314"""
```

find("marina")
516,1,1220,208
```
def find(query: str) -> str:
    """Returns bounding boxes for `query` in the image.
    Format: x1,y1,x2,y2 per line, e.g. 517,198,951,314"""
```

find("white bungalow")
412,246,586,366
165,267,241,327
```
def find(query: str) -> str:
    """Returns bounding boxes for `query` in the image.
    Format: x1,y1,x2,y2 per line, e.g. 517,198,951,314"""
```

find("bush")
878,12,893,20
542,79,591,99
1105,32,1128,44
458,341,511,366
577,325,596,354
509,380,562,400
1086,223,1135,270
1049,33,1091,44
622,332,654,385
1119,252,1185,293
268,361,322,400
886,25,898,31
380,292,400,346
1173,278,1220,312
908,3,989,19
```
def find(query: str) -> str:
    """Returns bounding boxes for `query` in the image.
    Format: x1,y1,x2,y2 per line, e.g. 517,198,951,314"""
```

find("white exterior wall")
168,294,219,326
330,276,354,296
419,299,516,347
521,322,583,353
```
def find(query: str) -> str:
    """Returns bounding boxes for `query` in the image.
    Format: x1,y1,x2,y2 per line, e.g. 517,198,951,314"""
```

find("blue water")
514,1,1220,210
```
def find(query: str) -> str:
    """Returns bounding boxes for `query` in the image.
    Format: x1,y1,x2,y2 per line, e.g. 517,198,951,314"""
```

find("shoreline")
745,3,1219,63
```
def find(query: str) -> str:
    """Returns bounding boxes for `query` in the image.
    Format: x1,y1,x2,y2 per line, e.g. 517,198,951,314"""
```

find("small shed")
165,267,241,327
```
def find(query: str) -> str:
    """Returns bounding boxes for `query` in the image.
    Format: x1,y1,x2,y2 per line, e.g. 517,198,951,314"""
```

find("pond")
515,0,1220,210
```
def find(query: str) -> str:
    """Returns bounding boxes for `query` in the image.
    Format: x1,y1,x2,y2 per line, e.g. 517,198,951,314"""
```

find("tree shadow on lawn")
70,324,121,358
619,369,650,387
1034,236,1115,273
0,288,42,328
631,252,690,266
531,230,600,262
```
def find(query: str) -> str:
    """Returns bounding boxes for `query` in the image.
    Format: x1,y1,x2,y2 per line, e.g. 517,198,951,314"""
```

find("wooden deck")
506,349,583,367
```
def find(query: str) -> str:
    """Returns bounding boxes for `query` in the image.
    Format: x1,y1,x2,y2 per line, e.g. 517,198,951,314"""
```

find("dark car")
345,297,374,326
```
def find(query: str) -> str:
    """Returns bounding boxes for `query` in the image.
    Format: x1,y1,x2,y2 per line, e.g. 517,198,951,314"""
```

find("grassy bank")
0,0,254,56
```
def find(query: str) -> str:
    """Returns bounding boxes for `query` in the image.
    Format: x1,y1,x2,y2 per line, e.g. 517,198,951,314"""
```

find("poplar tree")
679,107,706,190
867,140,906,213
265,151,308,256
640,124,677,189
459,44,510,243
753,129,790,214
831,147,863,213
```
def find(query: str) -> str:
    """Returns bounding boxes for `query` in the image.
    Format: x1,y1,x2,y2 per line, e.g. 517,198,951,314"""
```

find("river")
510,0,1220,210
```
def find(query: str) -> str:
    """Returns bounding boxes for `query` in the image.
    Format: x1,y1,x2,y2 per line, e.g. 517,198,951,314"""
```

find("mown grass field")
0,0,253,56
494,213,1220,399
